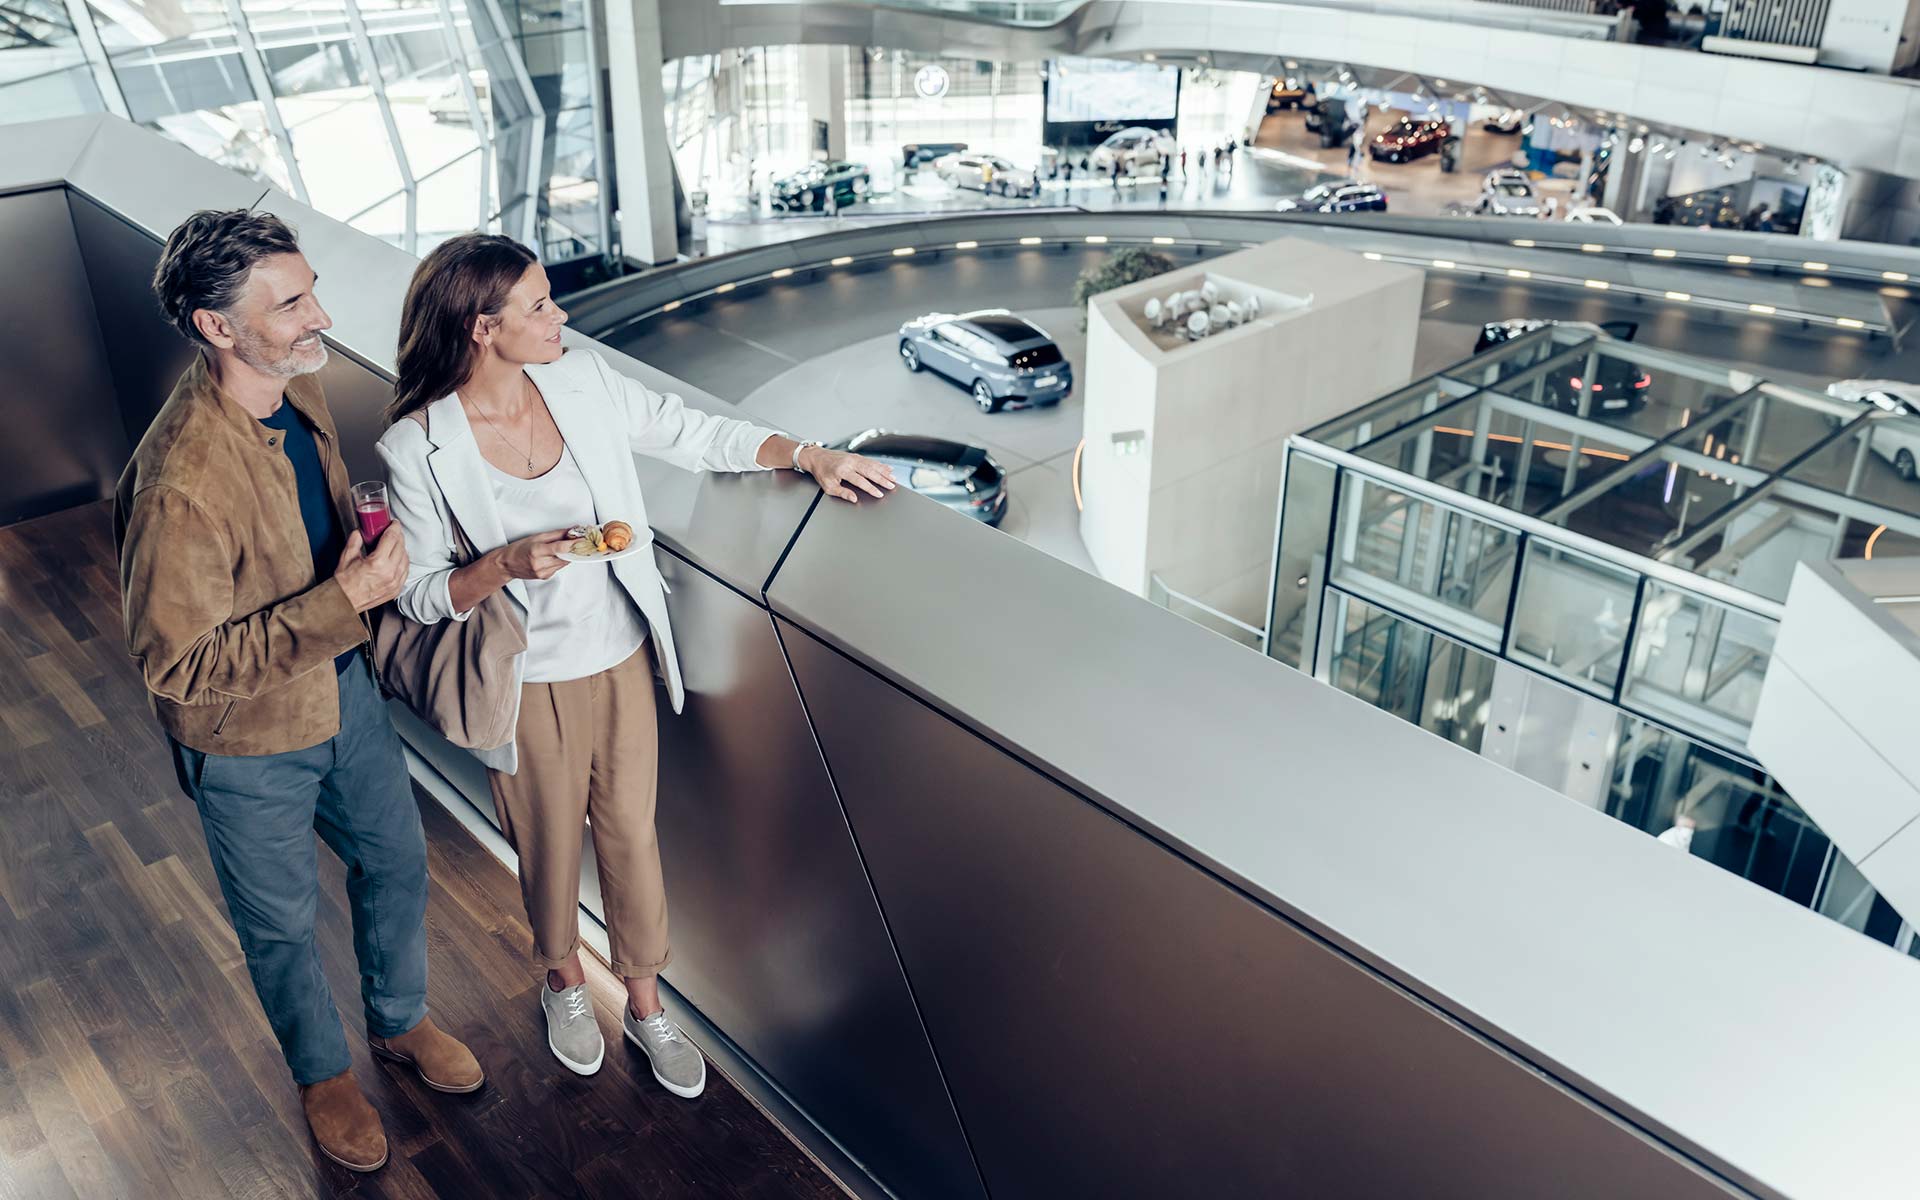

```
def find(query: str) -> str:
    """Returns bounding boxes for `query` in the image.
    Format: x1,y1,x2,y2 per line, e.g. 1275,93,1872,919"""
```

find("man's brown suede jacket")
116,354,372,756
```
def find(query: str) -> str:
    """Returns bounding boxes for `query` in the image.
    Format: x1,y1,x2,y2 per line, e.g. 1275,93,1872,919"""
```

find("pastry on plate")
564,522,631,556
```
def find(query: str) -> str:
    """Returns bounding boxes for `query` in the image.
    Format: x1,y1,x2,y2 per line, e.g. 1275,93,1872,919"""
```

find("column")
800,44,847,161
603,0,677,265
1602,140,1648,219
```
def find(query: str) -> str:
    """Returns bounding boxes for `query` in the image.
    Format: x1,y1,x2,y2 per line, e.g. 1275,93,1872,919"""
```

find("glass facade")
0,0,605,261
1266,323,1920,950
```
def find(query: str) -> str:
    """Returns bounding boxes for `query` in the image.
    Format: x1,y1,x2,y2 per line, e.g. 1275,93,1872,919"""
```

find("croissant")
602,520,633,552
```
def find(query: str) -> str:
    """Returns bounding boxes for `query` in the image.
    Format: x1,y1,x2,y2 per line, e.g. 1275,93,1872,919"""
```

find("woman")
376,234,893,1096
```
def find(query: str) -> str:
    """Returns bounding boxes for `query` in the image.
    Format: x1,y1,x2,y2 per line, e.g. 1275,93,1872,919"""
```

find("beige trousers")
486,646,670,979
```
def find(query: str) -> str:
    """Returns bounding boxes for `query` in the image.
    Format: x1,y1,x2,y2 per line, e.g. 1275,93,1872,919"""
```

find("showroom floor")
737,306,1095,574
693,110,1586,257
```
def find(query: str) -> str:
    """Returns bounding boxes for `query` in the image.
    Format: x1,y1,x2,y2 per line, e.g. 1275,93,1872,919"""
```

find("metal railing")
1149,573,1269,652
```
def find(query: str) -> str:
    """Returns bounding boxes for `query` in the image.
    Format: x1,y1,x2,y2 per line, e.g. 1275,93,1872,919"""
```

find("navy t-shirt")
260,399,357,674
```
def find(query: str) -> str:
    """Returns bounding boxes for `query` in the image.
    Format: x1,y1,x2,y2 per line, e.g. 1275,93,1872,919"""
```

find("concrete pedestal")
1077,237,1423,627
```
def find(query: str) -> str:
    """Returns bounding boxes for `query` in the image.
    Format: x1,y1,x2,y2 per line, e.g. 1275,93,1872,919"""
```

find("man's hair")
151,210,302,347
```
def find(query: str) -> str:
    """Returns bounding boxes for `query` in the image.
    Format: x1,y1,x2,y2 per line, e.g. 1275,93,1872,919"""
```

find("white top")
484,444,648,684
377,346,786,774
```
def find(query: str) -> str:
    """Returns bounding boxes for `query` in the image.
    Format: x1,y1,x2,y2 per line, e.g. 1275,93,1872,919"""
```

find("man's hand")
334,526,409,613
800,447,897,505
492,529,576,582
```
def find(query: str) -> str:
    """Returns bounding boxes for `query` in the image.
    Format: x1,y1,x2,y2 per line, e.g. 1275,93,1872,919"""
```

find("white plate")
558,541,647,564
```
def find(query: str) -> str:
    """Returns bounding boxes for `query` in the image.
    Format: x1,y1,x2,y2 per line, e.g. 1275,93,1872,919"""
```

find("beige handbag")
372,433,527,750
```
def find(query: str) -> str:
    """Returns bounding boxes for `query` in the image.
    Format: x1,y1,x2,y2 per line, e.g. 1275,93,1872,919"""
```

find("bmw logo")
914,64,950,101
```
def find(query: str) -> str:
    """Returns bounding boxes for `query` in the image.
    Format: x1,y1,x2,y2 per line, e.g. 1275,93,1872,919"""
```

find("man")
117,210,483,1174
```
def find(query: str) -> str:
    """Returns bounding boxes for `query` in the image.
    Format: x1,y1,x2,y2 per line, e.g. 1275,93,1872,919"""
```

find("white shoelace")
562,986,589,1023
641,1011,682,1045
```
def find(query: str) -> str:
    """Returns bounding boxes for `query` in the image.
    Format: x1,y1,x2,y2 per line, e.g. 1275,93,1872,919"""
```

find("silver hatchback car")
898,309,1073,413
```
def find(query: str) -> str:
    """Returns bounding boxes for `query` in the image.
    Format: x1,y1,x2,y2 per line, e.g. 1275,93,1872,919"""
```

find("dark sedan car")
898,309,1072,413
1276,182,1387,213
769,160,868,212
1370,117,1448,163
1475,319,1650,416
828,430,1008,525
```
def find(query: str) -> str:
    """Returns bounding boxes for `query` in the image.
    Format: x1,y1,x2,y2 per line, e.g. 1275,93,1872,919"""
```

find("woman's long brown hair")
388,233,538,423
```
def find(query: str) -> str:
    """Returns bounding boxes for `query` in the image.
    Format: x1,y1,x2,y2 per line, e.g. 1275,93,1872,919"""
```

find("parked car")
1827,380,1920,478
1566,206,1624,225
1483,108,1525,134
1477,170,1543,217
1266,78,1310,112
1475,319,1650,416
903,141,967,169
1369,116,1448,163
932,152,1039,198
1089,126,1172,175
1276,182,1388,213
898,309,1073,413
828,430,1009,525
769,160,869,212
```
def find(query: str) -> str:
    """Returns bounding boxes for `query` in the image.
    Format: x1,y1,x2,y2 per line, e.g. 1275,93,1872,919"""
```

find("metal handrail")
1149,573,1269,643
1294,437,1789,621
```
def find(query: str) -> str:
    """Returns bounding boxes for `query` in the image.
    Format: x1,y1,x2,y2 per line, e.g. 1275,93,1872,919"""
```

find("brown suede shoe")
300,1070,388,1173
369,1016,485,1094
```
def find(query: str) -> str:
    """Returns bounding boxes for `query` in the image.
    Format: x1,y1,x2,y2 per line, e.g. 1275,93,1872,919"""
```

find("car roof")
848,430,992,467
951,310,1045,343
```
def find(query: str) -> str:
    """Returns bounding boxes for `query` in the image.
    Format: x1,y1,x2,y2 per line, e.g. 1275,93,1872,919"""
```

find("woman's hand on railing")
799,447,898,505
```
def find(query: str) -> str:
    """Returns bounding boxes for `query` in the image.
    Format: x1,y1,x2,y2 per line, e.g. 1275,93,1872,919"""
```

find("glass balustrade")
1238,320,1920,950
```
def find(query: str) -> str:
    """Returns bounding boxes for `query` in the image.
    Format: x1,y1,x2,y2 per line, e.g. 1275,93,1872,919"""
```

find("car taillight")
1570,376,1583,390
1635,374,1651,389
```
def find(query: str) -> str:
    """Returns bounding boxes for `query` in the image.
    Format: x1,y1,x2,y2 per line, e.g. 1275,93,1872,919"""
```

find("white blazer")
375,347,781,774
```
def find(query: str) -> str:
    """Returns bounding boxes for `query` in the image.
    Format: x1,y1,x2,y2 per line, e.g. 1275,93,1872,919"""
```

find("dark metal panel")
650,552,982,1200
313,349,402,486
65,190,196,449
778,619,1741,1200
0,189,128,525
766,489,1920,1200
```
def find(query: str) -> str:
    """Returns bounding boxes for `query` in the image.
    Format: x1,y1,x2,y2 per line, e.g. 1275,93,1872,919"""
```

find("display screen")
1045,57,1179,122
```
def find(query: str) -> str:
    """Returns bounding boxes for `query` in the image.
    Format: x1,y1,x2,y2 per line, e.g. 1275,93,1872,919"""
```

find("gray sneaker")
623,1007,706,1098
540,982,605,1076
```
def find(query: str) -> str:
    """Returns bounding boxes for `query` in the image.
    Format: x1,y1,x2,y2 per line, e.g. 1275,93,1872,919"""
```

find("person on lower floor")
377,233,895,1096
117,210,484,1175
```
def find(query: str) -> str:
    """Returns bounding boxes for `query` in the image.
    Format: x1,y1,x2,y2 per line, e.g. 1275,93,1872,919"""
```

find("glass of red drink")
351,481,392,543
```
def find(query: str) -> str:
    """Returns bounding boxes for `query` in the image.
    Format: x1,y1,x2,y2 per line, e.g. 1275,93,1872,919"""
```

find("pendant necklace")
476,377,539,473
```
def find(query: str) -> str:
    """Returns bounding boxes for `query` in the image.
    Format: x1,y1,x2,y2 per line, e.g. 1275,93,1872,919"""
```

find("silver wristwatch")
791,439,822,473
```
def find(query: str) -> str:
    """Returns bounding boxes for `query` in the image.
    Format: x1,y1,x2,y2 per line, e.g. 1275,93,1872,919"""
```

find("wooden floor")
0,503,849,1200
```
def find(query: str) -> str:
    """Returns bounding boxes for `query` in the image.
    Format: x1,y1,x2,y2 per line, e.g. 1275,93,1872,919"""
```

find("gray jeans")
170,654,429,1085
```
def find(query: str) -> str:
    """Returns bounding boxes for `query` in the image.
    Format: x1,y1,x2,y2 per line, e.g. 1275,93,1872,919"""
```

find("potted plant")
1072,246,1177,330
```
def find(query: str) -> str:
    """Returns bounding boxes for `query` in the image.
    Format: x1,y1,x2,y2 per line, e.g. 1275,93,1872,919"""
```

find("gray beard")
231,324,327,379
